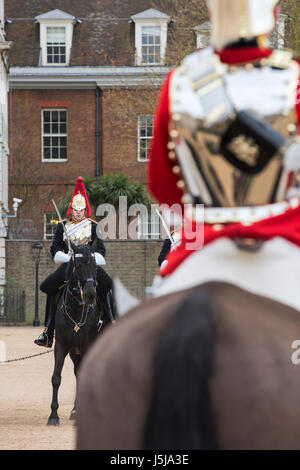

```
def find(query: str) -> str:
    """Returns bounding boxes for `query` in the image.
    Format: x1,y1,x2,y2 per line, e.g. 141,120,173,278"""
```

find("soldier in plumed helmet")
34,177,114,348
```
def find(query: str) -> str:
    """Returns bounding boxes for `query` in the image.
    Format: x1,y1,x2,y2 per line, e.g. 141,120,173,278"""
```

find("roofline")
130,16,171,22
35,9,75,21
130,8,171,21
36,17,76,25
9,65,171,89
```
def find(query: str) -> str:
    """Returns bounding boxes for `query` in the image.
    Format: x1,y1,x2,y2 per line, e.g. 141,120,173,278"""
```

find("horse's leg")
47,341,68,426
69,351,82,420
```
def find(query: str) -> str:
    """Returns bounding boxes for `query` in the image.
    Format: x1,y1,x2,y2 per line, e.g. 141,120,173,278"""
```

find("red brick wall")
6,239,162,324
102,87,159,182
8,86,160,236
9,88,96,187
8,88,96,234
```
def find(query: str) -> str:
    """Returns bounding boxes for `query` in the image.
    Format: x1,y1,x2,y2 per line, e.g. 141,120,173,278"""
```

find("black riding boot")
98,289,116,325
34,295,56,347
105,290,116,324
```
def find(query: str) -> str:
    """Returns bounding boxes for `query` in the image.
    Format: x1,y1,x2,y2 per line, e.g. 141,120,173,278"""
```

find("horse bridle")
71,252,98,299
61,252,98,332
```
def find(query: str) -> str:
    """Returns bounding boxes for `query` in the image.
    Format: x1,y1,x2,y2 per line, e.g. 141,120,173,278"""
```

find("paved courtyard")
0,326,76,450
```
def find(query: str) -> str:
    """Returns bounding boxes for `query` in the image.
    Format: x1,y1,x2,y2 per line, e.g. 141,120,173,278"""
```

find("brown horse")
76,281,300,450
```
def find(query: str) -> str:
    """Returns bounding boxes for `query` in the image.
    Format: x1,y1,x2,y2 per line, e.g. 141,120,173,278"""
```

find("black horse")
47,240,106,426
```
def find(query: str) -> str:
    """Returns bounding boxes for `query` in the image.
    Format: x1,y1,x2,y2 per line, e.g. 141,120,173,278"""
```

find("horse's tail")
143,288,218,450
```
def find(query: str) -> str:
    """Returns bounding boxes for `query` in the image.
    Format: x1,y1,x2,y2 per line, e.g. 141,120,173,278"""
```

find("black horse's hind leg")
47,342,68,426
69,350,82,421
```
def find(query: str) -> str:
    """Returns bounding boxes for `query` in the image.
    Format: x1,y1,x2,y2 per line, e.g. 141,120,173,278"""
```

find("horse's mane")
143,287,218,450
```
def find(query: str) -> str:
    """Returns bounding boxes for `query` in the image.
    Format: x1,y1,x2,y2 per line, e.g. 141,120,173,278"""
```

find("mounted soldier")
77,0,300,450
158,224,182,268
34,176,114,348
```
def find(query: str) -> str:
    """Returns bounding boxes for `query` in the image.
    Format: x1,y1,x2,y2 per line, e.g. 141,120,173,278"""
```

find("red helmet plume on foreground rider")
76,0,300,451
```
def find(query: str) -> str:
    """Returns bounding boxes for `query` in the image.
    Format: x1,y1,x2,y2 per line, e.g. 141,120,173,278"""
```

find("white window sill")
42,159,68,163
138,62,164,67
43,63,68,67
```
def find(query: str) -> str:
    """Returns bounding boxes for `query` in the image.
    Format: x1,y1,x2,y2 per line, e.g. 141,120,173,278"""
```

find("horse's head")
70,240,98,306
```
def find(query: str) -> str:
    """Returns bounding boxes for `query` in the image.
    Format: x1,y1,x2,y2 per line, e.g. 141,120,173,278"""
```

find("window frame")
196,30,211,49
137,114,153,163
43,212,58,241
141,25,162,65
46,26,67,65
41,108,68,162
134,19,169,66
137,213,161,240
194,22,211,50
37,19,75,66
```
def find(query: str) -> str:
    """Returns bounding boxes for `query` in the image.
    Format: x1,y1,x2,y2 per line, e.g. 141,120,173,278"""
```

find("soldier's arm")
158,239,172,266
91,222,106,257
50,222,68,259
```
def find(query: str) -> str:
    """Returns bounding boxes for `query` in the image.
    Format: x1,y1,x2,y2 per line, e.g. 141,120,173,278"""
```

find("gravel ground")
0,326,77,450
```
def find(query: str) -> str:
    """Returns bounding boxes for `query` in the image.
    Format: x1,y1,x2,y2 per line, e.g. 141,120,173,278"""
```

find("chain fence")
0,348,53,364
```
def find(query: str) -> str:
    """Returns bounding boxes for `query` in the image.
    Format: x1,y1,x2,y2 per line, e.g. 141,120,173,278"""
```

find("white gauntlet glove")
94,252,106,266
54,251,72,265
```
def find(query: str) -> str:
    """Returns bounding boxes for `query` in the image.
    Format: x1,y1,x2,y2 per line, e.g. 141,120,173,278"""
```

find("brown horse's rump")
76,282,300,450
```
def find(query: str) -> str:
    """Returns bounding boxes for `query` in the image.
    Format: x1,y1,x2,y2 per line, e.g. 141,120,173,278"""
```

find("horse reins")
62,283,92,333
62,253,98,333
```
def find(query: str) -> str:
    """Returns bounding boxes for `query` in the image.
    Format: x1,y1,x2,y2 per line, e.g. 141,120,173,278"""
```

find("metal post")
33,261,40,326
32,241,42,326
95,86,102,183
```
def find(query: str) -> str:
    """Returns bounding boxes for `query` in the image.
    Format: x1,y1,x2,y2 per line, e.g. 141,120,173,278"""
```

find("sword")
155,209,175,246
52,198,71,252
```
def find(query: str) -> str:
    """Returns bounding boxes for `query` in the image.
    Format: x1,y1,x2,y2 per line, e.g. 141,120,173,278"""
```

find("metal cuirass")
169,47,300,209
64,219,92,246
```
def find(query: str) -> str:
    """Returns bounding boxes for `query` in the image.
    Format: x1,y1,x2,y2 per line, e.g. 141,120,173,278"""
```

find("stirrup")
34,328,53,348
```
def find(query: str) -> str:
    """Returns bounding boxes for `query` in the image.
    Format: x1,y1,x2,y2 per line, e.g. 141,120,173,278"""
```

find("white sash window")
44,212,58,240
138,114,153,162
131,9,170,66
138,214,161,240
194,22,211,50
42,109,67,161
35,9,76,66
141,26,161,64
46,27,66,64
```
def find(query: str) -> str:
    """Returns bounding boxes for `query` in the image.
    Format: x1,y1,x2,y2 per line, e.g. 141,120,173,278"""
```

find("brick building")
2,1,291,319
5,0,208,240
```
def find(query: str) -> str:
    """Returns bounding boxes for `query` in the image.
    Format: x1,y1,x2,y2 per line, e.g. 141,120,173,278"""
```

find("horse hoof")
47,417,60,426
69,409,77,420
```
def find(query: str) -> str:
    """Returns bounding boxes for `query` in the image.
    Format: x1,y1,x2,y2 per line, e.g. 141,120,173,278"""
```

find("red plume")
66,176,91,217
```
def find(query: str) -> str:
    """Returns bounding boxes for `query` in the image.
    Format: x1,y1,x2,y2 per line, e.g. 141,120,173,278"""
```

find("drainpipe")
95,86,102,183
